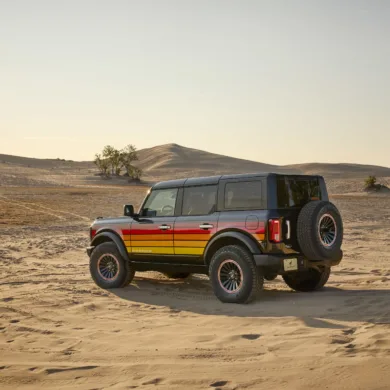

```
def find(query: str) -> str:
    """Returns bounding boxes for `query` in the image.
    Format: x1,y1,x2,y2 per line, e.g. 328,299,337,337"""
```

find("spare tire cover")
297,201,343,260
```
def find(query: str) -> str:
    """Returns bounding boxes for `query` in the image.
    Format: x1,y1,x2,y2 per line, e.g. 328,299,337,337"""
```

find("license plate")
284,258,298,271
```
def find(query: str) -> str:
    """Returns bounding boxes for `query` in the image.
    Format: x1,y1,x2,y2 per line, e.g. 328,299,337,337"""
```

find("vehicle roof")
152,172,323,189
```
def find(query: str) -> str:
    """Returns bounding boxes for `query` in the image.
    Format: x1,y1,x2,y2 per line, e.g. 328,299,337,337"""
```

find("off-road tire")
163,272,191,279
90,242,135,289
297,201,343,260
283,266,330,292
209,245,263,304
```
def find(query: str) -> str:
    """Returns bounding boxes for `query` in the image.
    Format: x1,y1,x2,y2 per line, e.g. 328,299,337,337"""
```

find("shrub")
364,176,377,189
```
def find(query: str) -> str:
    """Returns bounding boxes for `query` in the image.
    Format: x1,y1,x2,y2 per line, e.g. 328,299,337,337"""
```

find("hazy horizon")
1,0,389,166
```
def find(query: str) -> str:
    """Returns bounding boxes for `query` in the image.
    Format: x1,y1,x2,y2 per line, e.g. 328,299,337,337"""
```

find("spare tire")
297,201,343,261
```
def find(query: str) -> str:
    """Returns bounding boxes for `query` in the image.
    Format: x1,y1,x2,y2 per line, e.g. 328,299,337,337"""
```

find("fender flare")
90,231,129,261
203,231,262,264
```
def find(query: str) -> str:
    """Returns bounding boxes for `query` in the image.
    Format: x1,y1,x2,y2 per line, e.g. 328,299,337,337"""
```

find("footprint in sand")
141,378,163,385
241,334,261,340
210,380,228,387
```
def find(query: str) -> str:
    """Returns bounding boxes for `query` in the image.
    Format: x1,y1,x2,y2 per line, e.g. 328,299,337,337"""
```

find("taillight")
90,228,97,240
268,219,282,243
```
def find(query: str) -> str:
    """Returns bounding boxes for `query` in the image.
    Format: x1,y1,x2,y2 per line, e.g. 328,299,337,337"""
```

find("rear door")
174,185,219,263
130,188,178,260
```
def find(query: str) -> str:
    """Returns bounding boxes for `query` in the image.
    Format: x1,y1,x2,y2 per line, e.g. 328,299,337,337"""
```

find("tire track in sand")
0,196,89,221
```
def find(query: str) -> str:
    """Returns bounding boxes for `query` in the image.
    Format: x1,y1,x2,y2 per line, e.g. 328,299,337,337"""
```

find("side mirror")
123,204,134,217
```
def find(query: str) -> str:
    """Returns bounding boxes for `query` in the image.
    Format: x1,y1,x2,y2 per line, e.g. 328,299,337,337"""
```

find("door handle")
159,224,171,230
199,224,214,230
286,220,291,240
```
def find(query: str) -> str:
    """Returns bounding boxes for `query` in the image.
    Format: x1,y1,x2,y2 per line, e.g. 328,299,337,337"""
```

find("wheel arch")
203,230,262,267
90,230,129,261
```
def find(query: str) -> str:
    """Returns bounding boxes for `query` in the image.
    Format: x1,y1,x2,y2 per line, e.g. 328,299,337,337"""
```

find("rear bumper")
253,252,342,272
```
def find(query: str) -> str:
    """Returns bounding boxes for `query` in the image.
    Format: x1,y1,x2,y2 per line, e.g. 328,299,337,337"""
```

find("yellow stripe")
131,241,173,247
175,247,204,255
128,247,174,255
174,241,207,248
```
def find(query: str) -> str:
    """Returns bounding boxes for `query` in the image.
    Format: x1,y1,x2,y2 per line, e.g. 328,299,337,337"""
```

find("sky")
0,0,389,166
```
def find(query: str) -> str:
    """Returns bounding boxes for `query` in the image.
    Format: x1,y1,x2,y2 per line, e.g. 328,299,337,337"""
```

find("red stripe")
122,229,131,235
131,229,172,235
174,229,213,234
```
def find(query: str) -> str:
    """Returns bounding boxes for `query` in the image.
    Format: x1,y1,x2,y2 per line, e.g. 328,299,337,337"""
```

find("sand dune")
1,144,390,196
2,143,390,180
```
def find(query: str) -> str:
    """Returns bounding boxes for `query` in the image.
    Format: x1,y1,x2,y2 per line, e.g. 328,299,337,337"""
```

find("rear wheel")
90,242,135,289
163,272,191,279
282,266,330,292
209,245,263,304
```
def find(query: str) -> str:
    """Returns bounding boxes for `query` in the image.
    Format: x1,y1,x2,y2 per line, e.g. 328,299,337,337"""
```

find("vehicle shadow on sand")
111,274,390,329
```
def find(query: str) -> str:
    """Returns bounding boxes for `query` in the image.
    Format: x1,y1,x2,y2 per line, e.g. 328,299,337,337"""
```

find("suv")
87,173,343,304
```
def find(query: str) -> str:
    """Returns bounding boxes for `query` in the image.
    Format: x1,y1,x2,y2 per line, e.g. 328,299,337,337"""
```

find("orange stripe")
122,235,131,241
174,233,211,241
253,233,265,241
129,234,173,241
131,241,173,247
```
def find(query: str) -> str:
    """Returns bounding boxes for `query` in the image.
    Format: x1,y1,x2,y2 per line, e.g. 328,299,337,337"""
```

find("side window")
182,185,217,216
141,188,178,217
224,181,262,209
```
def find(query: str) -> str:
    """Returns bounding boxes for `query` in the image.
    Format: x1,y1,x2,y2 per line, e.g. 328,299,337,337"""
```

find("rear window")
225,181,263,209
277,177,321,208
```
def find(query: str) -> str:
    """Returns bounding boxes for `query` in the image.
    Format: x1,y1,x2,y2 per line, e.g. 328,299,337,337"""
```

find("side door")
130,187,178,261
174,185,219,264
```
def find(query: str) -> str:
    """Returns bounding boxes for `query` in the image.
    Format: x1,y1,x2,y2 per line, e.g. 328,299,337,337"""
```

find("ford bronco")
87,173,343,303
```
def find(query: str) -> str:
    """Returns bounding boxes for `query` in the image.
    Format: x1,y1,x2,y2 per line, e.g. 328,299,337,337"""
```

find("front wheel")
90,242,135,289
209,245,263,304
282,266,330,292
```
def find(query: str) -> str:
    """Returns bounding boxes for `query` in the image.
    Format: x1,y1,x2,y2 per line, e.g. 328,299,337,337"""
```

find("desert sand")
1,144,390,389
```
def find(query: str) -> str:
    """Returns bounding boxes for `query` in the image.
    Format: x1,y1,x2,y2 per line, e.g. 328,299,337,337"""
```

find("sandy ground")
1,181,390,389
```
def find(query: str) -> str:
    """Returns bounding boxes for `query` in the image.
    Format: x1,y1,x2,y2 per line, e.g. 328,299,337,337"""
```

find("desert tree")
129,166,143,181
102,145,122,175
93,153,110,176
120,144,139,177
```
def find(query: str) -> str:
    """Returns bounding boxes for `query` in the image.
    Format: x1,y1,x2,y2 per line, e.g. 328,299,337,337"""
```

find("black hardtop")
152,172,323,190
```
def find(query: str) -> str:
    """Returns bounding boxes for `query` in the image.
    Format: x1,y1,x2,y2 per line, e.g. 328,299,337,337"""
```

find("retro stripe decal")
173,240,208,248
131,240,173,247
128,247,174,255
175,247,204,255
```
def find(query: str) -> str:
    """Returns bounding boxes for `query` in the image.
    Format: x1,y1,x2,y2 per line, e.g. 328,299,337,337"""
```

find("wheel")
297,201,343,260
89,242,135,289
209,245,263,304
163,272,191,279
283,266,330,292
